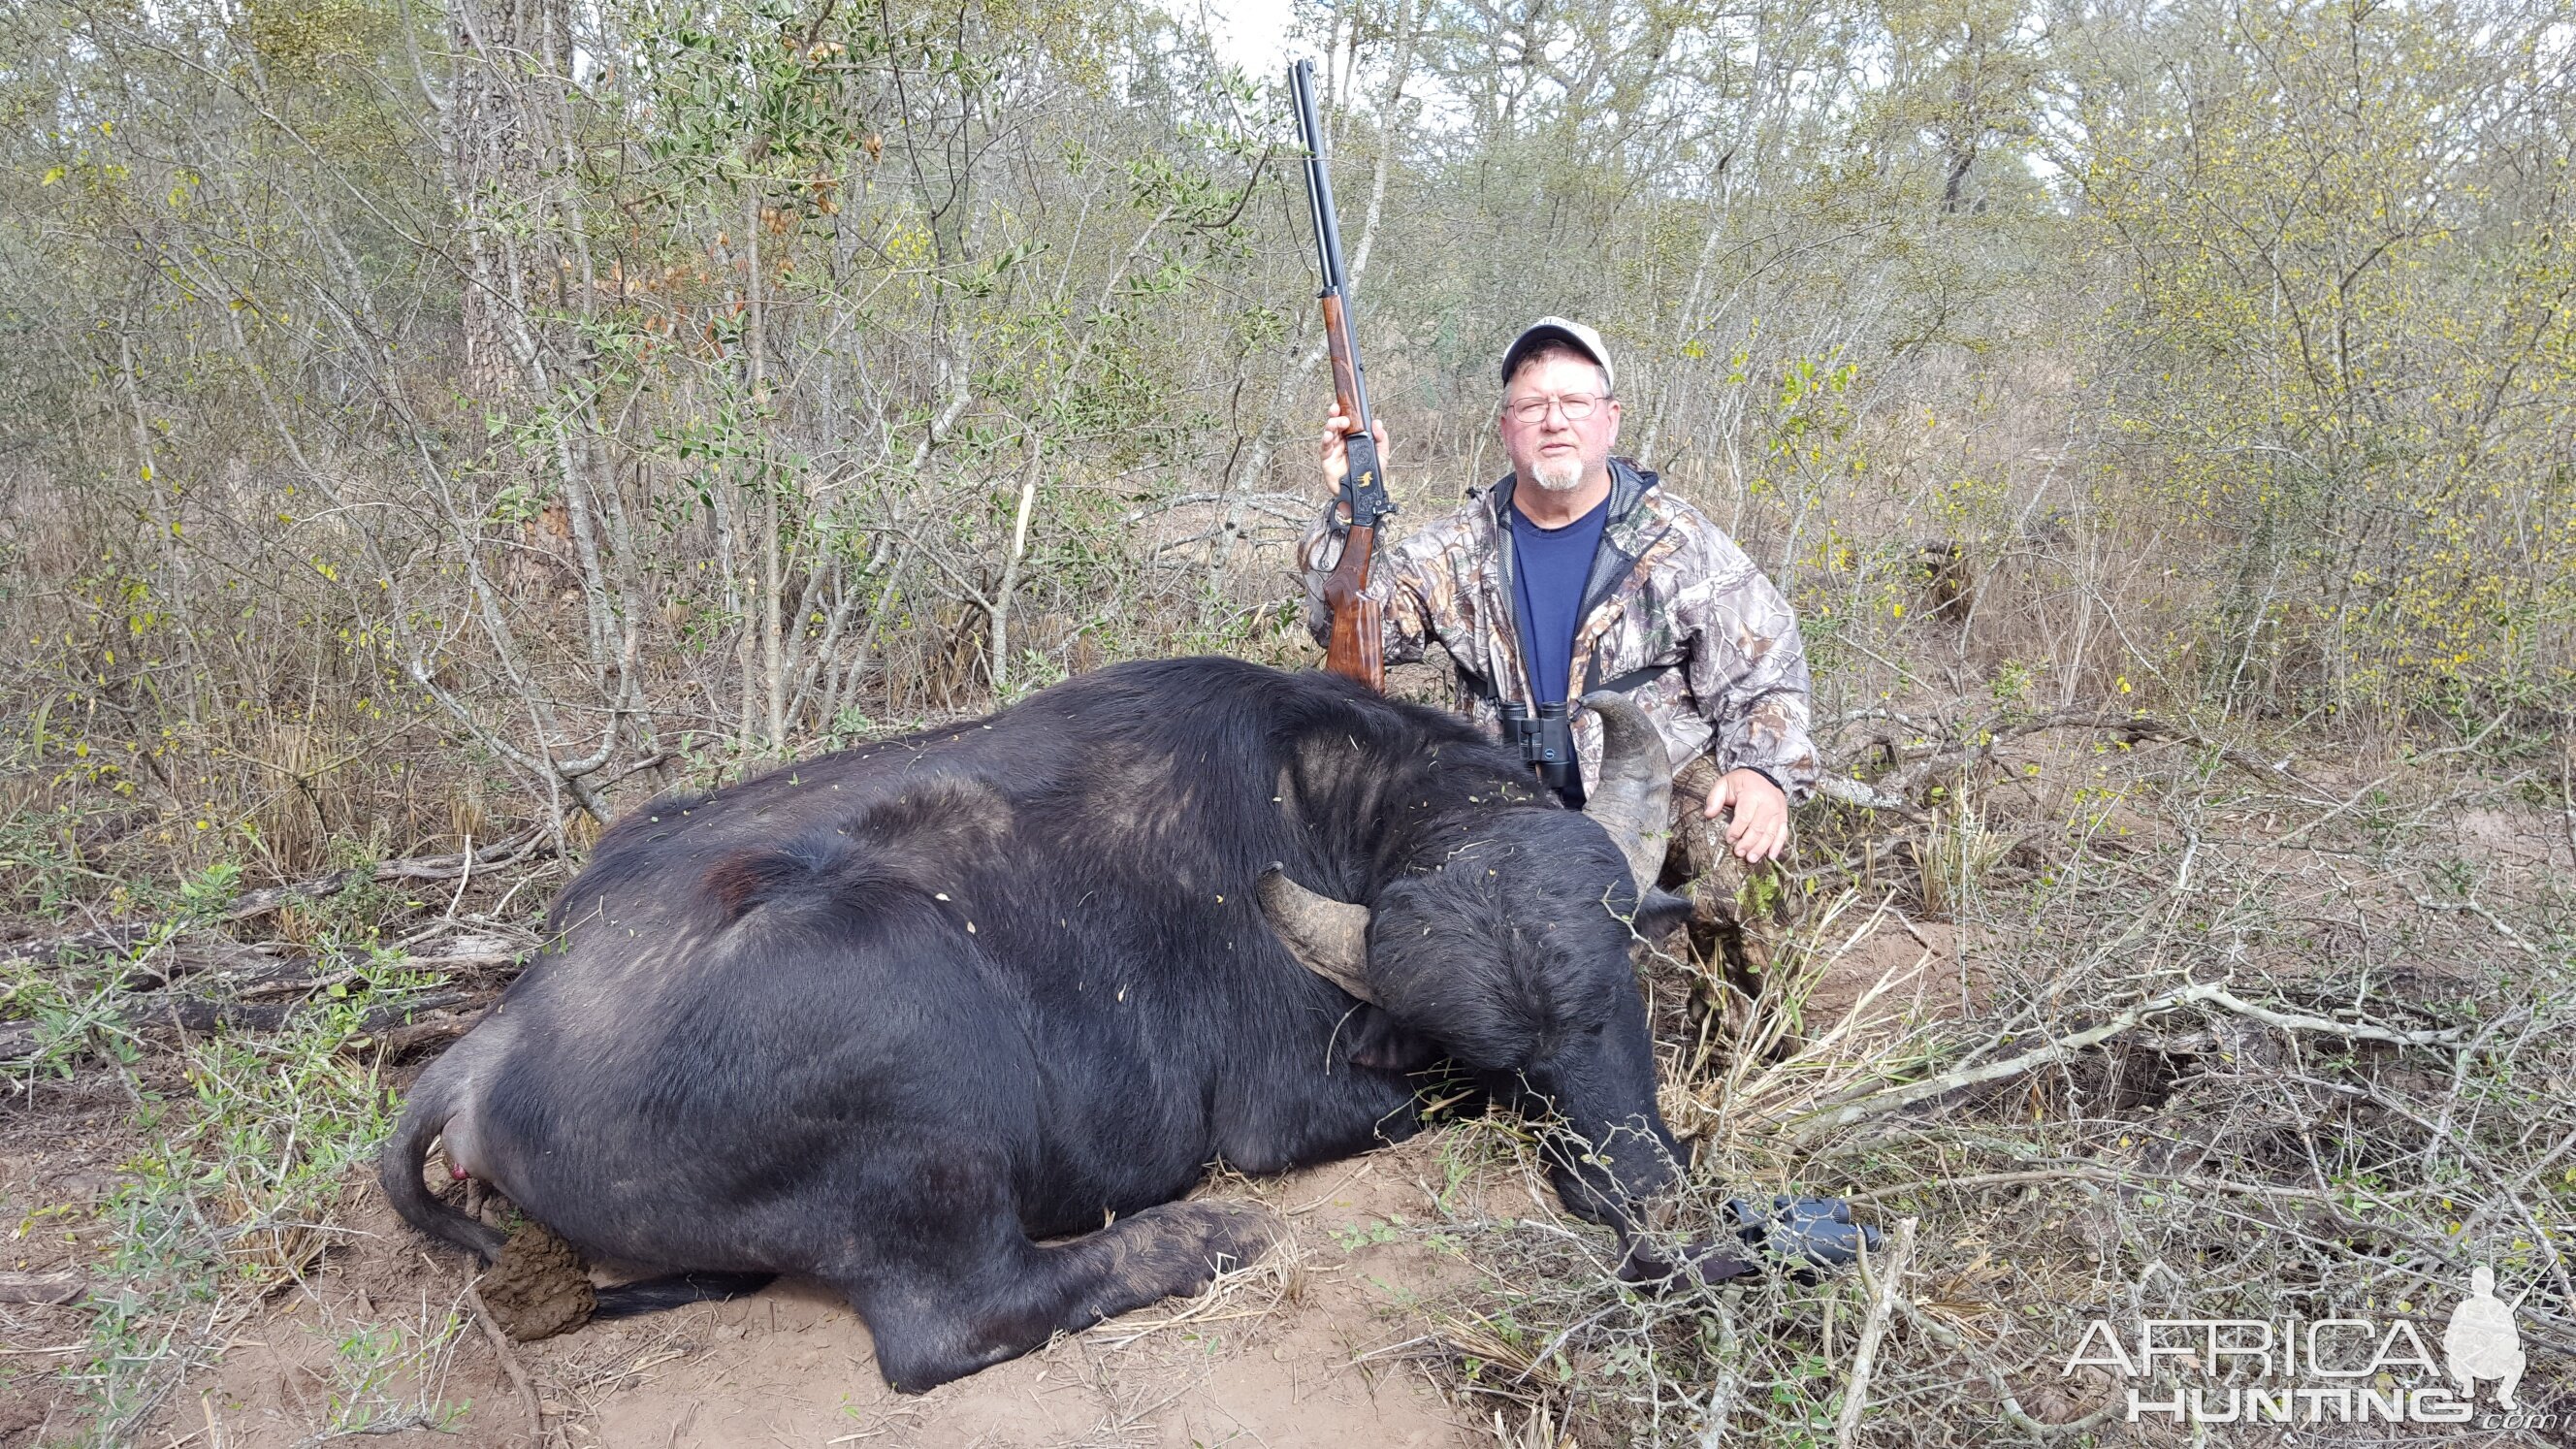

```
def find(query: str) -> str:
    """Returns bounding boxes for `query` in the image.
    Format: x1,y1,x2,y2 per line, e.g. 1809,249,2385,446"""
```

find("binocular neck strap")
1584,659,1679,696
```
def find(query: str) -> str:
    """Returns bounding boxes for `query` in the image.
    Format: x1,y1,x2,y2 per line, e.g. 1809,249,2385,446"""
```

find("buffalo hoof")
1087,1199,1284,1319
476,1220,597,1341
1156,1199,1283,1281
1617,1235,1755,1290
861,1198,1287,1395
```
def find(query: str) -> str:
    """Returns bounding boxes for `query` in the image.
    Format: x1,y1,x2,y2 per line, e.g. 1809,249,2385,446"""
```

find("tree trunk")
446,0,559,407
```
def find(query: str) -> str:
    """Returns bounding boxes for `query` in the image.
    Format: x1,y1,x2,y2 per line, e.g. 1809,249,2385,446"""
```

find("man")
1299,317,1819,916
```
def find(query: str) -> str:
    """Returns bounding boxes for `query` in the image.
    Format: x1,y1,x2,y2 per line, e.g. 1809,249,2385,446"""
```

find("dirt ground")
143,1134,1496,1449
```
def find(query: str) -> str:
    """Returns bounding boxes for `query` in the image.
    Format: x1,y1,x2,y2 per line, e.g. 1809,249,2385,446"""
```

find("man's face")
1500,349,1622,494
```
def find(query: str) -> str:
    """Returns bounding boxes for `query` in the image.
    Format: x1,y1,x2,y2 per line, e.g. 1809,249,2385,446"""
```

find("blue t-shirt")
1508,494,1609,704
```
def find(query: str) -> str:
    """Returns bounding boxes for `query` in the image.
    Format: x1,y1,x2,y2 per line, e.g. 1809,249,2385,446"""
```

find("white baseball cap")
1500,316,1615,393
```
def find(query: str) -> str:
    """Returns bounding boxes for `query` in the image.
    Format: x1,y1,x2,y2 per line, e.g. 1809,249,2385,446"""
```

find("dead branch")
2,830,553,971
0,987,485,1064
1793,981,2466,1140
227,826,554,920
2277,711,2514,844
1879,708,2330,803
2400,885,2544,960
1832,1216,1916,1449
467,1285,546,1445
1889,1299,2125,1437
1812,772,1928,821
0,930,523,1064
1846,1163,2355,1208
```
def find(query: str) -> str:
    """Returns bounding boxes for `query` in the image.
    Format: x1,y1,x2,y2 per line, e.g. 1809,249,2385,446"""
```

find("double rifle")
1291,59,1392,692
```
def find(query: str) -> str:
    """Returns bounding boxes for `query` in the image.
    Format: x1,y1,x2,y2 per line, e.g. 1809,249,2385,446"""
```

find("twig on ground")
2399,885,2544,960
2277,711,2512,845
1694,1305,1741,1449
1876,708,2332,805
2182,982,2467,1048
2560,747,2575,865
1832,1216,1916,1449
232,827,553,919
0,982,485,1066
466,1286,544,1446
1845,1162,2352,1208
2,831,555,971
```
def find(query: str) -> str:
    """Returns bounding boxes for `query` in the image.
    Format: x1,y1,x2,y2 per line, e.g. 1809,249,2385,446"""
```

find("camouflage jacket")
1299,459,1820,803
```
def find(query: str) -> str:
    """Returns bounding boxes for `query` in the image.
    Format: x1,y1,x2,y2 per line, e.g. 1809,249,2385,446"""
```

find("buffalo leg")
836,1187,1276,1393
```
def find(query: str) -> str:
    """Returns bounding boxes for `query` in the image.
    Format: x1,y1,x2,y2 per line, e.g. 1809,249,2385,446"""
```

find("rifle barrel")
1290,61,1346,295
1291,58,1371,428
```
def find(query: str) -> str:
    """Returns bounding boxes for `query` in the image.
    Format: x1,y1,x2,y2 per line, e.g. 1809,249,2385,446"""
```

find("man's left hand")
1702,768,1789,864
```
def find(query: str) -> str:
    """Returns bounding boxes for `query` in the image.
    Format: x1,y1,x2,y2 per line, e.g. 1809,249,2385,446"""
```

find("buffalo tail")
376,1082,508,1264
592,1272,779,1318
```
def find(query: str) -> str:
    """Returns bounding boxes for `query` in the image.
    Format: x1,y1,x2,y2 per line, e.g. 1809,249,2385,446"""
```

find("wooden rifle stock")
1323,528,1383,689
1318,293,1384,690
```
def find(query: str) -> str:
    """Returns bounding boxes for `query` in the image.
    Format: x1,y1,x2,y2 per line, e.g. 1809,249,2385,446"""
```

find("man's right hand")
1703,768,1790,863
1318,404,1390,522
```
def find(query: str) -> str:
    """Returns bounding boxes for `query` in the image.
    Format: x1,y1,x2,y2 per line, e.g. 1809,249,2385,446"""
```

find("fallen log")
0,828,554,969
0,933,525,1066
219,826,554,922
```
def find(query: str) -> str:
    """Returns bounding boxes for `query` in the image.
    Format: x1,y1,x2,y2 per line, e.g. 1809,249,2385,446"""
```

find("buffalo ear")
1343,1008,1439,1073
1627,886,1693,945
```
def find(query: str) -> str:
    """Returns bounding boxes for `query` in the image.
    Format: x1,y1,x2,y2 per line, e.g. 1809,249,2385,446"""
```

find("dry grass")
1386,700,2576,1445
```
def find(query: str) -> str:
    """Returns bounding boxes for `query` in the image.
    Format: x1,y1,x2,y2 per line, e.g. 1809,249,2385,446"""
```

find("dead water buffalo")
383,657,1845,1391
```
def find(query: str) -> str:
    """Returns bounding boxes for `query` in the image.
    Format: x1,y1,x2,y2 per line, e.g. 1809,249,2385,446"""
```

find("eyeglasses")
1504,393,1607,425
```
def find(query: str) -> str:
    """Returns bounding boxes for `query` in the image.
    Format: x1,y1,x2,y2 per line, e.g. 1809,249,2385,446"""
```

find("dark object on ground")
379,657,1801,1393
0,1271,87,1305
1729,1195,1883,1270
473,1221,596,1341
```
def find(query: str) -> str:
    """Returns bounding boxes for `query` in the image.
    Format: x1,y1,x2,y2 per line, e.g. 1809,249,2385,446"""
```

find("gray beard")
1527,454,1587,492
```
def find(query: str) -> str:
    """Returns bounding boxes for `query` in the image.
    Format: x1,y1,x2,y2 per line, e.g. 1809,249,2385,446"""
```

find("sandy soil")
167,1135,1491,1449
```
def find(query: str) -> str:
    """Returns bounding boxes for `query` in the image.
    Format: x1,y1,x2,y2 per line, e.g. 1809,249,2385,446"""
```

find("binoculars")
1498,700,1578,800
1728,1195,1880,1271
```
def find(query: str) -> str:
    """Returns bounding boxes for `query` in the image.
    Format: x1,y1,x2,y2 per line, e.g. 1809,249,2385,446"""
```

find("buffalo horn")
1256,865,1375,1003
1579,691,1672,895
